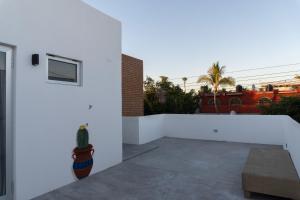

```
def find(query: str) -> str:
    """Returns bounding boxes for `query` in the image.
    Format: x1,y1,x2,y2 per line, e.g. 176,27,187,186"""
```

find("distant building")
199,89,300,114
260,79,300,91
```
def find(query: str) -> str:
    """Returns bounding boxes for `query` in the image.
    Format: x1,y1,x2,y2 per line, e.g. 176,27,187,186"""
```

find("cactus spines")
77,125,89,149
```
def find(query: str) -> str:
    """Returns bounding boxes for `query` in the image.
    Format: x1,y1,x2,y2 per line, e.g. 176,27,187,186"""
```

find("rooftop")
34,137,285,200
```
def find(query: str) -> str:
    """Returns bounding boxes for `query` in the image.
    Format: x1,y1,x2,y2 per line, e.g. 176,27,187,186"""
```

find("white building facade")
0,0,122,199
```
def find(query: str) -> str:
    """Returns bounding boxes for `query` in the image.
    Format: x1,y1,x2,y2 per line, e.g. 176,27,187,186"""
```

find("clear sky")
83,0,300,88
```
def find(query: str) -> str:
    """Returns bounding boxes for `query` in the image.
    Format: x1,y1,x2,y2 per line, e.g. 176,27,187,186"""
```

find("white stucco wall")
122,117,139,144
124,114,286,145
139,115,164,144
163,115,285,145
0,0,122,199
283,117,300,175
123,115,164,145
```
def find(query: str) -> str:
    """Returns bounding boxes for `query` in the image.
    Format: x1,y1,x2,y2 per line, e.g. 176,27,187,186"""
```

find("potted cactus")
72,125,94,179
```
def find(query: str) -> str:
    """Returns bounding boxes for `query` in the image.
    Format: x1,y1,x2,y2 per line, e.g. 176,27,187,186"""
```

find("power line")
168,62,300,81
236,74,298,82
234,70,300,79
184,81,299,89
227,63,300,74
180,72,298,86
184,78,300,89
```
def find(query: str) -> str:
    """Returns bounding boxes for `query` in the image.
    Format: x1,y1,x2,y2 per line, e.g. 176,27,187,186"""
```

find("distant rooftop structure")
260,78,300,91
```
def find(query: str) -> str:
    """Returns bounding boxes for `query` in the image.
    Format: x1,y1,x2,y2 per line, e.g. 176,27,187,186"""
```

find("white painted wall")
0,0,122,199
123,115,164,145
283,117,300,175
124,114,286,145
139,115,164,144
163,115,285,145
123,117,139,144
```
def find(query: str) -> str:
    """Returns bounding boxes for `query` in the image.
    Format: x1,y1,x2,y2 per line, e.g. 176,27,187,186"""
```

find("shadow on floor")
123,143,159,161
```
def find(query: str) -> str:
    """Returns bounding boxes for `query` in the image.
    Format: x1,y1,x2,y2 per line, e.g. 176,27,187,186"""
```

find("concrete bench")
242,148,300,200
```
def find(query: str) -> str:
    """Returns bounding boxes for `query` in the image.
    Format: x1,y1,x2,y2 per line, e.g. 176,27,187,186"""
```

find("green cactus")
77,125,89,149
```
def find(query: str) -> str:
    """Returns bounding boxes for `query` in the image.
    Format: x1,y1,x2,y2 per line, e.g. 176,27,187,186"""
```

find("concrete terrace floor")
123,143,159,161
33,137,286,200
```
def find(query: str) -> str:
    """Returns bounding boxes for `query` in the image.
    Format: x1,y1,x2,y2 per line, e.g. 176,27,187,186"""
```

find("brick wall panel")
122,54,144,116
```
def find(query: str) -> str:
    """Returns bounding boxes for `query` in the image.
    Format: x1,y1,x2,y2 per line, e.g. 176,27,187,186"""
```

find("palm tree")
182,77,188,92
197,62,235,113
295,75,300,79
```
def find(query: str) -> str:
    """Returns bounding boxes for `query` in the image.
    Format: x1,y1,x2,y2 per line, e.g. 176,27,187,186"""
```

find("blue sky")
84,0,300,88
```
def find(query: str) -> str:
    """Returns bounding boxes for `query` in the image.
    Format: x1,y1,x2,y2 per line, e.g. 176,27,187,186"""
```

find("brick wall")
122,54,144,116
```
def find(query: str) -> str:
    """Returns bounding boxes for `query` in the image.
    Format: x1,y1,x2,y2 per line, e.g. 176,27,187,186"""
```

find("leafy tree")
197,62,235,113
200,85,211,93
144,76,199,115
144,76,156,93
144,76,159,114
157,76,173,90
259,96,300,123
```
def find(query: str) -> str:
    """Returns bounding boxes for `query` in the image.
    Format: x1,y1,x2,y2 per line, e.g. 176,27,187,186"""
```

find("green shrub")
259,96,300,123
144,76,199,115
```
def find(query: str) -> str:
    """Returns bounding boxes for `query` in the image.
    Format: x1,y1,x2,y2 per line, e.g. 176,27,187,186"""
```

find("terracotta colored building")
199,89,300,114
122,54,144,116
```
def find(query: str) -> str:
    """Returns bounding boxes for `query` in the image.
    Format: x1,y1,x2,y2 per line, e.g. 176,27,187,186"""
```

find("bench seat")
242,148,300,199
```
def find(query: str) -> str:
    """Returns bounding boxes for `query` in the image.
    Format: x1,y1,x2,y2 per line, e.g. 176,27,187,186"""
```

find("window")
229,97,242,106
47,55,81,85
207,98,221,105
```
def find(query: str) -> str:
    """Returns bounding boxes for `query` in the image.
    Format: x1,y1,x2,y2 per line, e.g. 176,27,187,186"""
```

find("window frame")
207,98,221,105
229,97,242,106
46,55,81,86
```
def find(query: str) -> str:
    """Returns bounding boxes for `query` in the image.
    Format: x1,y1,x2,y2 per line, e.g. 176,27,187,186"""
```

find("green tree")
157,76,173,90
200,85,211,93
144,76,158,114
197,62,235,113
259,96,300,123
144,76,199,115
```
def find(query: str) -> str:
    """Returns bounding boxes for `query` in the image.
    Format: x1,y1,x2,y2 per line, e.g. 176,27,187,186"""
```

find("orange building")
199,89,300,114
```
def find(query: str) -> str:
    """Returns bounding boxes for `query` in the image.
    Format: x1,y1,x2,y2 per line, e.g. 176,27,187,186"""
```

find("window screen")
47,56,80,85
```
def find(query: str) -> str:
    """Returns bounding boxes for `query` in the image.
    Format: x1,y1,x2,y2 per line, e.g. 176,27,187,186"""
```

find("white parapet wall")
283,116,300,176
123,114,300,175
163,114,286,145
123,115,164,144
139,115,164,144
123,114,286,145
123,117,140,144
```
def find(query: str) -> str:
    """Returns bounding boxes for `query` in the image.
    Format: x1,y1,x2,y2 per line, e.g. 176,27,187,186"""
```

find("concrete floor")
123,143,158,161
33,137,285,200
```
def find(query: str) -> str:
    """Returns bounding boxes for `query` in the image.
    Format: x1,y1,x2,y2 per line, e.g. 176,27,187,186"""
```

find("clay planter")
72,144,94,179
